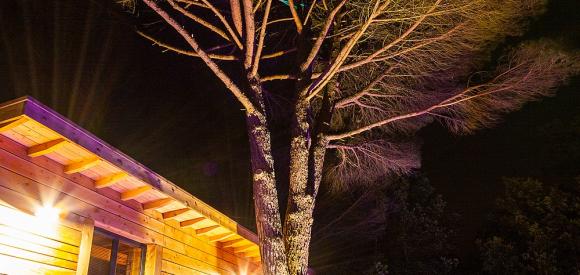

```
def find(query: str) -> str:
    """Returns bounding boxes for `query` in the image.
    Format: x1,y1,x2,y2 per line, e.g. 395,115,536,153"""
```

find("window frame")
92,228,147,275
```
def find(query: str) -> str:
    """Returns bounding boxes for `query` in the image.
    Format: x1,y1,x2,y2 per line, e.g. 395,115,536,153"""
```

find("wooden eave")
0,96,260,262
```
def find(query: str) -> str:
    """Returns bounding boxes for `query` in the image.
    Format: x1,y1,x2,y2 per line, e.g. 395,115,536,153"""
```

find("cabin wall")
0,134,258,274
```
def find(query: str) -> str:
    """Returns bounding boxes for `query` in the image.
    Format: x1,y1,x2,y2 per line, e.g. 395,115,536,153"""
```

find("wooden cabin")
0,97,261,275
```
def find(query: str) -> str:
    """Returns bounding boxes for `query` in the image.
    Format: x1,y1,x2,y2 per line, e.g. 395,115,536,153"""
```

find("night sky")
0,0,578,267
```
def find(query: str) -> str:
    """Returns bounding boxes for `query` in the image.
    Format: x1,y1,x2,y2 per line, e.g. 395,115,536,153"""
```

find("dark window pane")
88,231,113,275
115,241,143,275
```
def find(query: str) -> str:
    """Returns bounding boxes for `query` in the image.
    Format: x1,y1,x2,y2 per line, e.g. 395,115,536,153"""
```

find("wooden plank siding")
0,97,261,274
0,204,81,274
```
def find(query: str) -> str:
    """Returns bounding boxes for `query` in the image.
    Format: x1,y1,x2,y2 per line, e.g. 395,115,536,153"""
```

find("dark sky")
0,0,578,264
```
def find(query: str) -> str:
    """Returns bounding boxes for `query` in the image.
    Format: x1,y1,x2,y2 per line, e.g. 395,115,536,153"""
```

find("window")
88,229,145,275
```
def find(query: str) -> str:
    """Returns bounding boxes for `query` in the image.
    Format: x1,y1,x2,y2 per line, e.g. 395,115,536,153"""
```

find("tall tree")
124,0,578,273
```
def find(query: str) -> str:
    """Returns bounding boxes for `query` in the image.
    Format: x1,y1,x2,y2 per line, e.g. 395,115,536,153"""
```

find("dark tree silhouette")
478,177,580,274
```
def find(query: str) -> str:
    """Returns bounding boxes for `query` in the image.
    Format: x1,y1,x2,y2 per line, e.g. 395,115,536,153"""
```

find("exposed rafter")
196,225,220,235
27,138,67,157
0,116,29,132
209,232,235,242
162,208,192,220
64,158,101,174
180,217,206,228
94,172,128,189
142,198,173,210
222,238,244,248
120,186,153,201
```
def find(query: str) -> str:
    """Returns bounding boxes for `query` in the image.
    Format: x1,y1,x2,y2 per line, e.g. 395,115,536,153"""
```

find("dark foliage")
478,177,580,274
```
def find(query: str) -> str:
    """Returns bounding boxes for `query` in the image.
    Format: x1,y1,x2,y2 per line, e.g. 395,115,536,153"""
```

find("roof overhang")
0,96,260,262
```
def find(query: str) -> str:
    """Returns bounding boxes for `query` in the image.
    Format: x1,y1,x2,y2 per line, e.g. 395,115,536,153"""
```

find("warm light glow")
34,204,60,224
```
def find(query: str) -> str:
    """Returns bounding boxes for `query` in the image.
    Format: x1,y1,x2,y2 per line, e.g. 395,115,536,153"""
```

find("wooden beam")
0,116,28,132
142,198,173,211
209,232,235,242
162,208,192,220
144,245,163,275
64,157,101,174
27,138,67,157
222,238,244,248
121,185,153,201
196,225,220,236
234,244,254,253
180,217,206,228
76,219,95,275
94,172,128,188
245,250,260,258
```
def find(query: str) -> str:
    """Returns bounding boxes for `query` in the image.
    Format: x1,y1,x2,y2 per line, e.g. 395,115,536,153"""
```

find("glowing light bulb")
34,205,60,223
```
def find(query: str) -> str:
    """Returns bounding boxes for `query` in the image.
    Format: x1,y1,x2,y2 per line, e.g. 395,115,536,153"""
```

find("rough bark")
246,87,289,275
284,97,331,274
284,101,313,275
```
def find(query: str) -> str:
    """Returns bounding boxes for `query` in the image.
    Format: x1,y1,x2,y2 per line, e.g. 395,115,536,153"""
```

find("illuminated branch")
261,74,297,82
288,0,303,33
199,0,244,49
137,31,237,60
304,0,384,100
143,0,256,113
335,66,397,108
338,22,462,73
328,42,577,140
230,0,244,37
167,0,232,43
252,0,273,76
300,0,348,73
174,0,209,9
242,0,255,70
261,48,297,60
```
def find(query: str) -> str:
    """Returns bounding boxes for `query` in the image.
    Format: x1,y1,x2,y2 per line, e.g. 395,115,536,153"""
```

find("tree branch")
261,74,297,82
335,65,397,107
143,0,256,113
261,48,297,59
251,0,273,76
288,0,303,33
242,0,255,70
230,0,244,37
137,30,237,60
167,0,233,43
304,0,383,101
338,21,461,73
300,0,347,73
199,0,244,49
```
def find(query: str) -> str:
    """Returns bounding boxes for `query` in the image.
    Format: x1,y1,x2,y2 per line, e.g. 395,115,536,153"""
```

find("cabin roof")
0,96,260,262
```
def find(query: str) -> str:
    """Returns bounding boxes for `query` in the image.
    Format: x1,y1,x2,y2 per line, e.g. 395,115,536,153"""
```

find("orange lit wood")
64,158,101,174
144,245,163,275
27,138,67,157
162,208,191,220
245,250,260,258
209,232,235,242
222,238,244,248
142,198,173,210
195,225,220,236
0,243,77,270
121,185,153,201
75,219,94,275
179,217,206,228
0,116,28,133
94,172,128,188
234,244,254,253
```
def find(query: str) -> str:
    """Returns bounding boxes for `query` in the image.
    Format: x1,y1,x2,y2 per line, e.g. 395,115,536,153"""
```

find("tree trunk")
284,101,329,274
284,102,312,275
246,108,289,275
